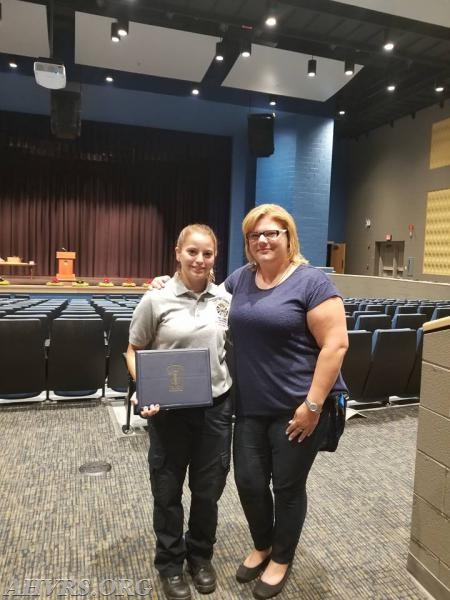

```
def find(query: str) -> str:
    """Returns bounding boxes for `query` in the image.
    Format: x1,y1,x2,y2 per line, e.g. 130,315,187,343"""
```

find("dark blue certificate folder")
135,348,213,410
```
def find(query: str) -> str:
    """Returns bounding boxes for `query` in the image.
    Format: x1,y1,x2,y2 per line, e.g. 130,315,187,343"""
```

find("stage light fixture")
344,60,354,76
338,109,346,116
105,75,114,83
435,83,444,93
383,32,395,51
265,1,277,26
191,86,200,96
111,22,120,43
215,40,225,61
269,96,277,106
117,20,128,37
9,60,18,69
241,39,252,58
308,58,316,77
386,83,396,92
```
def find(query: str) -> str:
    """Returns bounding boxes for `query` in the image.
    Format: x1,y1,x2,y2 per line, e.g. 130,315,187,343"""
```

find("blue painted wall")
255,113,334,266
0,72,336,271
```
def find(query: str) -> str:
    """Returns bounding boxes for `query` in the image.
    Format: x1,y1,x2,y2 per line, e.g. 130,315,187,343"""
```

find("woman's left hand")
286,403,320,443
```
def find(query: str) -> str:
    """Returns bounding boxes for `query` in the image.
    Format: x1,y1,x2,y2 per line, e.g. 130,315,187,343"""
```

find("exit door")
375,241,405,277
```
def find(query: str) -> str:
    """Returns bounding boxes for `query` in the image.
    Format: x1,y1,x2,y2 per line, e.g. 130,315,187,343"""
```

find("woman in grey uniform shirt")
126,224,232,600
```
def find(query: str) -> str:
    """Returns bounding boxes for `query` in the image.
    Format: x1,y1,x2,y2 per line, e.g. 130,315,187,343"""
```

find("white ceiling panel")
331,0,450,28
0,0,49,57
75,12,218,82
223,45,362,102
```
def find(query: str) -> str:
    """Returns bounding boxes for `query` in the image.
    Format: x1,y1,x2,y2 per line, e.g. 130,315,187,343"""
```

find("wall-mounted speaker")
50,90,81,139
248,113,274,157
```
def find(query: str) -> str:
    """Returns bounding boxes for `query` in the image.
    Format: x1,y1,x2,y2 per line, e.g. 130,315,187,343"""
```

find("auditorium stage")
0,276,147,296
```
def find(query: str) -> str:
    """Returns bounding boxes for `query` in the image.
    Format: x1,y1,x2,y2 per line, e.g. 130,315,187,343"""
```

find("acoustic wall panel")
423,189,450,276
429,116,450,169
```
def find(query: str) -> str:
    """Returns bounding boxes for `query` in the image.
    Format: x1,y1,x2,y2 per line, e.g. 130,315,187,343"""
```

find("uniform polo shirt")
129,275,231,398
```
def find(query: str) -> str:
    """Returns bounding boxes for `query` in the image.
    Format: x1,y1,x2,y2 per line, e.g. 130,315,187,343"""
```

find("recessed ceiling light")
215,41,225,62
308,58,317,77
265,16,277,26
105,76,114,83
387,83,396,92
111,22,120,43
344,60,354,76
117,20,128,37
338,110,346,116
269,96,277,106
191,87,200,96
9,61,18,69
383,32,395,52
435,84,444,93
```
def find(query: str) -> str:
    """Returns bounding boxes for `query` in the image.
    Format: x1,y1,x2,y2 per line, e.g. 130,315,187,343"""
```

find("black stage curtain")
0,111,231,281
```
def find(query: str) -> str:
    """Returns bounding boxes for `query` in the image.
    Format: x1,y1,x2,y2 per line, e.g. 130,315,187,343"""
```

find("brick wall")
255,114,334,266
407,317,450,600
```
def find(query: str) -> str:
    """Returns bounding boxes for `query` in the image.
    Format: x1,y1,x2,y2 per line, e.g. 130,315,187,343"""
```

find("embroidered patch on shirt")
209,297,230,328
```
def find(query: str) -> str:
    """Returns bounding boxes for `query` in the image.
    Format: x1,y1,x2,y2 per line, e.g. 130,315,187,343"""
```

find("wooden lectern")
56,251,76,280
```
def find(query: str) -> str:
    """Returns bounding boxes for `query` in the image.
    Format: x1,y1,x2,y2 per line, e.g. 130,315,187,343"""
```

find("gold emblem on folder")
167,364,184,392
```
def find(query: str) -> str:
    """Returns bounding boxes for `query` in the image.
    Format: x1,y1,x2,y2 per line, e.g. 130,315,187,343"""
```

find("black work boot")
187,561,217,594
160,574,191,600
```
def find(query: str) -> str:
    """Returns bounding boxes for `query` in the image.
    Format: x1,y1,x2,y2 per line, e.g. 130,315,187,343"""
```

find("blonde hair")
242,204,309,267
176,223,218,282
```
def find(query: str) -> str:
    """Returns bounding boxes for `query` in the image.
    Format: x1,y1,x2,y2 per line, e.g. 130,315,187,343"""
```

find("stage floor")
0,277,148,295
0,283,146,295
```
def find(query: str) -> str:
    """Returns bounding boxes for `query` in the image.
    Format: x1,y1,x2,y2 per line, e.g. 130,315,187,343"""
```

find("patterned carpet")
0,401,428,599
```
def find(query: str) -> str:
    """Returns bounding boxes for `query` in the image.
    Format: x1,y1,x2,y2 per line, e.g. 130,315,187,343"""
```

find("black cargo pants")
147,394,232,577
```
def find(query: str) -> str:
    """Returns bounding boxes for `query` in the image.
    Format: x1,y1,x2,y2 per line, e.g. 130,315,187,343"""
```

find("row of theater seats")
0,296,142,400
1,293,447,403
343,298,450,332
341,327,423,405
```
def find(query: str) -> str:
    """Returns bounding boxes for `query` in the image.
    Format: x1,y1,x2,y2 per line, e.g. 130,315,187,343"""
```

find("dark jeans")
233,407,329,564
148,395,232,577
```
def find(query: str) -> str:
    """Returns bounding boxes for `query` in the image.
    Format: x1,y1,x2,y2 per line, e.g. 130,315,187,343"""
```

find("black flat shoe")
252,564,291,600
236,556,271,584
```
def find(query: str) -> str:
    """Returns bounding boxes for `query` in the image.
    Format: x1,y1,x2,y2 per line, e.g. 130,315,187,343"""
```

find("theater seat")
394,304,419,315
341,330,372,400
391,313,429,330
107,318,132,392
345,315,355,330
354,314,392,332
0,319,46,398
362,328,417,401
431,306,450,320
47,318,106,400
365,304,385,313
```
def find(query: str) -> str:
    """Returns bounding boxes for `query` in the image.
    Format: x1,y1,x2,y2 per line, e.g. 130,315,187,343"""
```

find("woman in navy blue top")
224,204,348,599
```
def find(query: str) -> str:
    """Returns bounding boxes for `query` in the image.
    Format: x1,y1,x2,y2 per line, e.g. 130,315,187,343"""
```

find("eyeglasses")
246,229,287,242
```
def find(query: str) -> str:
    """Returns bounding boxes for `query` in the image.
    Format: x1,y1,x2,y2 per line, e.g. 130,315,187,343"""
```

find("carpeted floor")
0,401,428,599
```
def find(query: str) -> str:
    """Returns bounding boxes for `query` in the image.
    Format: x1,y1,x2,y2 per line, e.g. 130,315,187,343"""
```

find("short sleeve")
129,292,158,348
224,267,243,294
303,270,341,311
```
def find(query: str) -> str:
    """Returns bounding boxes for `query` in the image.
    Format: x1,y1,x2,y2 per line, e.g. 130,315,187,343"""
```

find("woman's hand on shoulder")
285,402,320,442
148,275,170,290
130,392,160,417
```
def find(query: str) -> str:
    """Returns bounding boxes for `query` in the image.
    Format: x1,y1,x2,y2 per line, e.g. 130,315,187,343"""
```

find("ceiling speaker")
51,90,81,140
248,113,274,157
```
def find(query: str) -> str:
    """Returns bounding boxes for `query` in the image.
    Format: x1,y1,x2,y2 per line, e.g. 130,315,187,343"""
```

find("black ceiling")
10,0,450,137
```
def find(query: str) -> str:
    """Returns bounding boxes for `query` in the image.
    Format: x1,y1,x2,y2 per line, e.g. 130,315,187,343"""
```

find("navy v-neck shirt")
225,264,347,417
